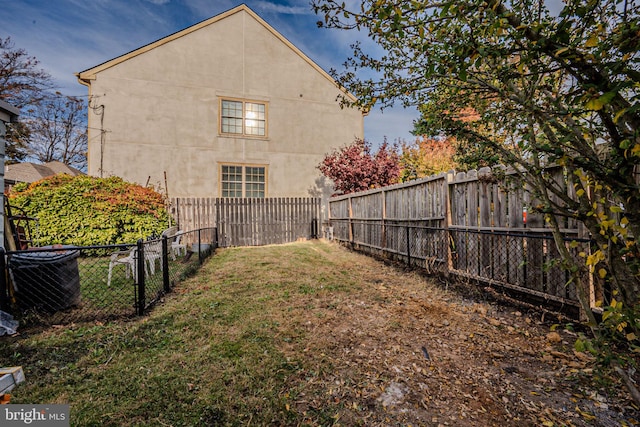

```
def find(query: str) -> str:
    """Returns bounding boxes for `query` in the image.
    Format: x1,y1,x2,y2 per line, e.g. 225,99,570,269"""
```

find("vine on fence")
9,175,172,247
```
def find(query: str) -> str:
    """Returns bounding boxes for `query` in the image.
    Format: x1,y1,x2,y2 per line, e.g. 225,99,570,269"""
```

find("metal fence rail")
330,219,589,310
0,228,217,327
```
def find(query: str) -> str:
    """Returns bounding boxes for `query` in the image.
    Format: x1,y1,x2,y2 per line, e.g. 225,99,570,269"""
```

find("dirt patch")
282,242,638,426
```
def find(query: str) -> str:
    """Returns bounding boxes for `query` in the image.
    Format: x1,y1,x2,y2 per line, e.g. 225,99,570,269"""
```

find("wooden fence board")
328,165,592,310
171,197,320,247
453,173,468,271
467,170,480,276
507,186,525,286
493,181,508,281
479,168,492,279
524,184,545,293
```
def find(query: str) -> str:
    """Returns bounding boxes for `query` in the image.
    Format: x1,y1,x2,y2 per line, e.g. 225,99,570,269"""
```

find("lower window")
221,165,266,198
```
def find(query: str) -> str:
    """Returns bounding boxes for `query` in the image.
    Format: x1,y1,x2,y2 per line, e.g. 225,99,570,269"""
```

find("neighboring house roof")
0,100,20,123
43,161,84,177
76,4,358,103
5,161,85,185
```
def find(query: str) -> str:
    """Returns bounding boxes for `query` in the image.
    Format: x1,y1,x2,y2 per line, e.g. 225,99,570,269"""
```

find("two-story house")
76,4,364,199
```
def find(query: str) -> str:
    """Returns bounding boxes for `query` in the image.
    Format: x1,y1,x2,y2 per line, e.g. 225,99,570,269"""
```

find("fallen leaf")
489,318,501,327
546,332,562,343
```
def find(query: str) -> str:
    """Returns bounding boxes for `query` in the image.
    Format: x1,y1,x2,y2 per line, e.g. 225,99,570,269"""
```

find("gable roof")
76,4,357,103
5,161,84,184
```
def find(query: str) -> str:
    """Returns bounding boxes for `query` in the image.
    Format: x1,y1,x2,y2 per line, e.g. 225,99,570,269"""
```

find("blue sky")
0,0,419,146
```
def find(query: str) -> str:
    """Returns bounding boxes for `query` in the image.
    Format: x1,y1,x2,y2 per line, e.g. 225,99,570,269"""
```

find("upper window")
220,99,267,137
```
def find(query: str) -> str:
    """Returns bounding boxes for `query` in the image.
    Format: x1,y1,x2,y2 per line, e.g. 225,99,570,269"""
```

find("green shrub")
9,175,172,246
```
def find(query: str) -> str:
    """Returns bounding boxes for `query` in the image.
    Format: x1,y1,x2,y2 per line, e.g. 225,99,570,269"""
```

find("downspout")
76,73,105,177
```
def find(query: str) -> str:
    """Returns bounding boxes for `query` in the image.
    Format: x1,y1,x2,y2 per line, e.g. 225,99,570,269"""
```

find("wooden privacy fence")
170,197,321,247
329,167,595,311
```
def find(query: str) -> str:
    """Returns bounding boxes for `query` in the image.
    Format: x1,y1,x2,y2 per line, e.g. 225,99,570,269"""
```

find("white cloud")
253,1,312,15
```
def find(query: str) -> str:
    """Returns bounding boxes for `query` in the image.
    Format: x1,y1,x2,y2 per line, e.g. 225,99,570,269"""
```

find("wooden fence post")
381,189,387,250
479,167,492,279
348,196,354,244
445,171,454,276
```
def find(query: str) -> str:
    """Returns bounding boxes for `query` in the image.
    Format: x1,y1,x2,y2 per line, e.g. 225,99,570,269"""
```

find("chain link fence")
331,219,591,314
0,228,217,328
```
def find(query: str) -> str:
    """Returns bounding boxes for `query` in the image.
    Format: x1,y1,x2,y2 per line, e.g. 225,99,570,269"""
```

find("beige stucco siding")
82,8,363,198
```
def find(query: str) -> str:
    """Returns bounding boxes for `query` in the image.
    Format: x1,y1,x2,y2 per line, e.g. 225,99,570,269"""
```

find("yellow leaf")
586,97,605,111
556,47,570,55
576,189,585,197
542,422,554,427
618,321,628,332
585,34,599,47
598,268,607,279
576,407,597,421
627,332,637,341
613,108,628,124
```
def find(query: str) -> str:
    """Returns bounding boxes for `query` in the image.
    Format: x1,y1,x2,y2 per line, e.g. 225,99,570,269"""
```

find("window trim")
219,98,268,138
219,163,268,198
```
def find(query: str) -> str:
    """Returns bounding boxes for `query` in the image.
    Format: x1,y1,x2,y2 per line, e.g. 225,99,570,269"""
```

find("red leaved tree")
318,138,400,195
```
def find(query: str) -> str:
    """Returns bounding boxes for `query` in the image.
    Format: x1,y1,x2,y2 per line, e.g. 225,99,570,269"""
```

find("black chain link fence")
0,228,217,328
331,219,592,314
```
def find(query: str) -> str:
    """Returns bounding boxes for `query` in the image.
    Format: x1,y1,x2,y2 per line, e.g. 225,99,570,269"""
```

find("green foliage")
9,175,171,246
598,293,640,351
575,294,640,375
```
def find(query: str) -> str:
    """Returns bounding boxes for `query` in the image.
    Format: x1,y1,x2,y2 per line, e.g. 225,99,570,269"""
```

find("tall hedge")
8,175,172,246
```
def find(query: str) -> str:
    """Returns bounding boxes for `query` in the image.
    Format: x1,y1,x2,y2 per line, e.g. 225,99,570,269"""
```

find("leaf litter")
280,241,639,427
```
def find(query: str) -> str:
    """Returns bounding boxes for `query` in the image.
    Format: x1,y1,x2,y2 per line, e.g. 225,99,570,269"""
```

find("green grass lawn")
77,256,137,312
2,241,356,425
4,241,632,426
